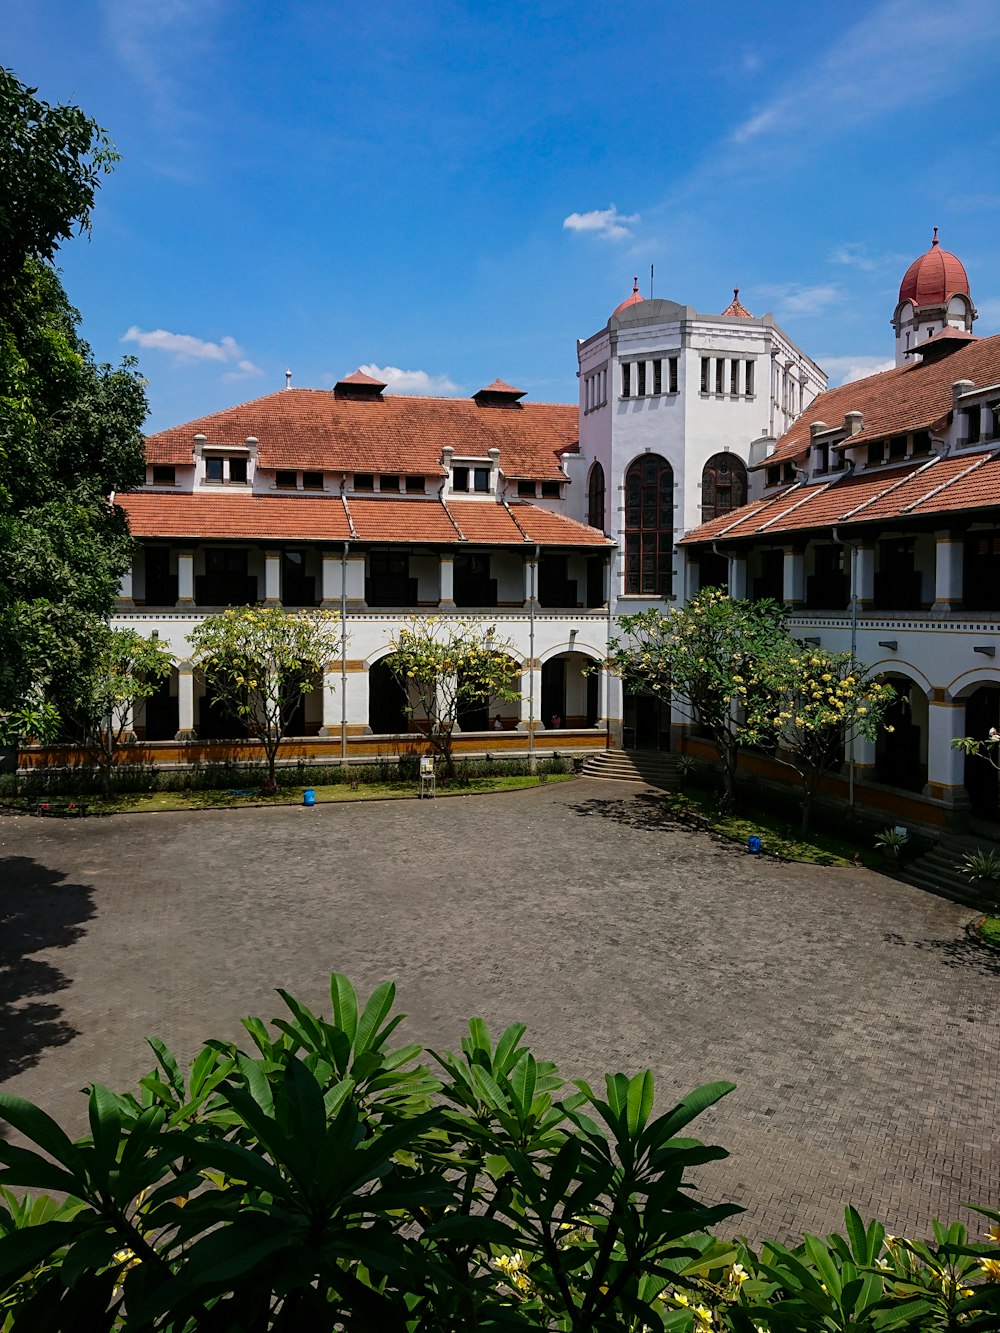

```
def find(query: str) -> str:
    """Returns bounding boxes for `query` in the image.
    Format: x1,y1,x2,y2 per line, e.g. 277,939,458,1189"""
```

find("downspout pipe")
832,525,859,807
528,545,539,769
341,541,349,766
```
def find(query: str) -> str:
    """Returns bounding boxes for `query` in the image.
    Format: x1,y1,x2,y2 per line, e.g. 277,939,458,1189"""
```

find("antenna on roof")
285,369,292,390
650,264,654,300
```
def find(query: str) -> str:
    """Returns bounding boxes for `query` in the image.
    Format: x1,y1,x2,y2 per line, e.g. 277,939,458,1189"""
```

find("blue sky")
8,0,1000,432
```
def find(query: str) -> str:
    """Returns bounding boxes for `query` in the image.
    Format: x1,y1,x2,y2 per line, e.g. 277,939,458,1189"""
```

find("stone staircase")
895,834,1000,913
581,750,681,790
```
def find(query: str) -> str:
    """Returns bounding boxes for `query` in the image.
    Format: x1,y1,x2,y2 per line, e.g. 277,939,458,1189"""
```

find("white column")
177,551,195,606
440,553,455,608
522,554,537,607
728,554,747,601
923,697,969,805
517,666,535,729
319,663,339,735
347,667,370,734
117,561,134,607
854,544,875,610
932,532,963,611
851,733,877,780
175,661,196,740
783,546,805,607
321,552,339,607
345,554,366,609
264,551,281,603
679,549,699,603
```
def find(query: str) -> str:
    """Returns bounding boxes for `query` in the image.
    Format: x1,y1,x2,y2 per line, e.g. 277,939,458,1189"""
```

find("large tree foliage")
0,71,146,738
0,974,997,1329
607,589,789,809
759,648,896,831
57,627,174,794
385,617,521,777
188,605,342,786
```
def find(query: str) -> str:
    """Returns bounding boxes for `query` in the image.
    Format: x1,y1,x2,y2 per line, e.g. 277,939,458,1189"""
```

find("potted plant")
874,825,909,863
959,846,1000,912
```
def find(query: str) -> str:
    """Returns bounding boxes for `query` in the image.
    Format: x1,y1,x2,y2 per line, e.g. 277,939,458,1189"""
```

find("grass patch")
976,915,1000,947
664,785,871,867
4,773,574,817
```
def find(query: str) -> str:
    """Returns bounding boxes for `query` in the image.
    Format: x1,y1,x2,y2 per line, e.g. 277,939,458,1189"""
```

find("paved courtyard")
1,777,997,1244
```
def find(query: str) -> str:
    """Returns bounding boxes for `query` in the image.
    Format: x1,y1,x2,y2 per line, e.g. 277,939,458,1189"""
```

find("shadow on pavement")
883,929,1000,977
0,857,95,1103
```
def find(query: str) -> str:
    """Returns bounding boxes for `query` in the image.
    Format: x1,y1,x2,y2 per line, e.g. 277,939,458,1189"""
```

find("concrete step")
895,834,1000,912
581,751,681,790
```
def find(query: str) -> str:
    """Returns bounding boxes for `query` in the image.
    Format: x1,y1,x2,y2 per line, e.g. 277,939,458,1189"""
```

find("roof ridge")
501,495,531,542
901,447,1000,514
840,455,941,520
709,495,778,539
340,493,358,539
441,499,466,541
755,481,832,533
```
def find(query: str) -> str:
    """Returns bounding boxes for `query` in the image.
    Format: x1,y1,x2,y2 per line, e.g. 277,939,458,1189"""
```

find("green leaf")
355,980,396,1054
0,1220,82,1290
626,1070,654,1137
233,1051,274,1116
0,1092,83,1173
470,1065,510,1116
509,1052,537,1119
86,1084,121,1173
330,972,359,1044
493,1022,527,1074
146,1037,184,1097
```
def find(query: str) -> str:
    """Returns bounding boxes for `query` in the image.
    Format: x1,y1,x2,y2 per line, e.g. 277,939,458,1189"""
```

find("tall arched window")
624,454,673,596
701,453,747,522
587,462,605,530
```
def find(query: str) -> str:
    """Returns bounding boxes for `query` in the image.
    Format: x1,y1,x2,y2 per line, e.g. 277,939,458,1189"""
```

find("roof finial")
285,368,292,389
733,287,739,302
932,226,939,246
632,275,639,294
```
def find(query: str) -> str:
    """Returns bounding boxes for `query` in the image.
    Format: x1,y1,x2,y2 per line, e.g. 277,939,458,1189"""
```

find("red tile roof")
683,447,1000,545
474,378,526,399
760,332,1000,469
721,288,754,318
898,230,970,308
145,388,578,480
118,490,609,548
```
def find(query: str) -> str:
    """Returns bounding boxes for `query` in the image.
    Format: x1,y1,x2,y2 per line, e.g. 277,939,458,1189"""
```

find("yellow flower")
726,1262,748,1286
980,1257,1000,1279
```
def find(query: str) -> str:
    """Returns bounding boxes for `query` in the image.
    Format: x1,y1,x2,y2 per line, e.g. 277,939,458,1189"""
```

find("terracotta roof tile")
145,388,577,480
347,497,459,543
759,333,1000,469
506,502,611,546
118,492,351,542
445,501,524,543
721,287,754,318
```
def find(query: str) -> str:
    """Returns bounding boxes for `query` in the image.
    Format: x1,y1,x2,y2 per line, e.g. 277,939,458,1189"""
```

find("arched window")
701,453,747,522
587,462,605,530
624,454,673,596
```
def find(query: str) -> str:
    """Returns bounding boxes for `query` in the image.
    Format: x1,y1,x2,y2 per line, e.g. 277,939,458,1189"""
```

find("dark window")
730,361,739,395
806,544,848,610
380,474,400,492
540,480,560,499
281,549,317,606
228,457,248,484
752,549,784,602
302,471,324,490
875,540,921,610
701,453,747,522
197,548,255,605
152,465,175,485
474,467,491,492
766,465,781,487
454,553,496,607
275,470,297,489
539,554,577,607
405,475,425,493
866,442,884,466
622,363,631,398
452,467,470,492
587,463,605,530
782,463,796,483
745,360,754,396
205,456,224,482
624,453,673,596
964,531,1000,610
367,553,416,607
653,359,662,395
354,473,374,491
910,431,931,456
637,361,646,396
517,479,536,497
669,357,678,394
144,547,177,605
888,435,907,460
700,357,710,393
966,405,982,442
715,359,725,394
814,443,829,474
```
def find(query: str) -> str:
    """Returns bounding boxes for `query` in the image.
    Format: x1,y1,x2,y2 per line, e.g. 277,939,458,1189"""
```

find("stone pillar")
439,553,455,608
854,544,875,611
923,696,969,807
522,555,537,608
264,551,281,604
117,561,135,608
345,554,366,610
175,661,197,740
321,552,339,608
177,551,195,606
932,531,963,611
517,664,538,729
677,549,699,602
850,733,877,782
728,554,747,601
782,546,806,607
319,662,340,735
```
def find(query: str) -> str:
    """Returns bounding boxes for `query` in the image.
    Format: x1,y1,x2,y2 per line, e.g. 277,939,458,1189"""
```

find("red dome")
612,276,644,318
898,229,970,309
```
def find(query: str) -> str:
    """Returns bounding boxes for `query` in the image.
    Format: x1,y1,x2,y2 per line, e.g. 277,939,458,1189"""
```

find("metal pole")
341,542,348,766
528,546,538,767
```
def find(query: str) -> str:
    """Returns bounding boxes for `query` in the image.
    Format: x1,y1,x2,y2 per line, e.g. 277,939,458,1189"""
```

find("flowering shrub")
0,976,997,1329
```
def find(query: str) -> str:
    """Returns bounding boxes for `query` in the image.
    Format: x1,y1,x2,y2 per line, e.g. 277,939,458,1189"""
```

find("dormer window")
814,444,829,474
303,471,324,490
866,442,884,467
151,465,176,485
405,475,425,493
205,454,249,485
380,474,400,492
275,470,297,489
518,480,537,498
354,473,374,492
766,465,781,487
452,466,491,494
541,480,561,499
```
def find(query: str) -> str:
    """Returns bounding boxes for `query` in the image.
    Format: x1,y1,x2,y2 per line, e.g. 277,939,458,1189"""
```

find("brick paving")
0,778,997,1244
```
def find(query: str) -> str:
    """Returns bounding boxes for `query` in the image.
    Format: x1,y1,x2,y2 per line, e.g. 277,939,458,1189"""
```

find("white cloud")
358,364,458,395
829,243,877,272
732,0,1000,147
757,284,842,318
103,0,221,122
563,205,639,242
122,326,263,377
820,355,896,386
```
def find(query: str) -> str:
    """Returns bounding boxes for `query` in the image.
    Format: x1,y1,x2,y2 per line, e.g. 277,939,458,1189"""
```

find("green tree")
606,588,789,809
0,71,146,734
188,605,342,789
758,649,896,832
384,616,521,778
57,627,174,794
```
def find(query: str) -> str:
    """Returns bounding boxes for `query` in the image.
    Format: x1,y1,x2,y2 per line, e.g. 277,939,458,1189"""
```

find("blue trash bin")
303,788,315,807
747,834,762,854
